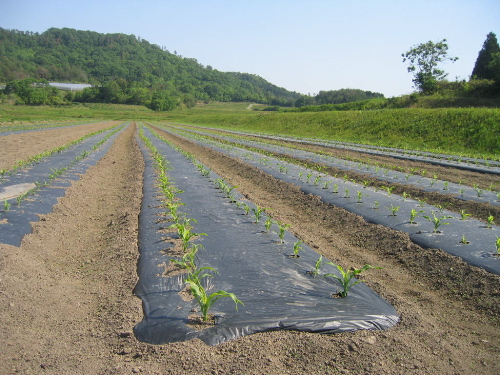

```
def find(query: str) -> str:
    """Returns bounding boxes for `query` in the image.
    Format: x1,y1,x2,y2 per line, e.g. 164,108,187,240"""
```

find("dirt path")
0,122,499,374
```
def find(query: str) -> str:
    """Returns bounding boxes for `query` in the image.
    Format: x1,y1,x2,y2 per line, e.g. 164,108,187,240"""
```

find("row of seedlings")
156,125,500,270
1,123,126,214
148,125,382,299
139,125,243,323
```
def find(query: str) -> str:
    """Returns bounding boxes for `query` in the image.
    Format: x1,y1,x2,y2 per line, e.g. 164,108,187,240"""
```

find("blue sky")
1,0,499,97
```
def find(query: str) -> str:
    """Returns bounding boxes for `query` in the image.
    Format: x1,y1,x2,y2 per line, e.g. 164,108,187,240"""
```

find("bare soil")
0,122,499,374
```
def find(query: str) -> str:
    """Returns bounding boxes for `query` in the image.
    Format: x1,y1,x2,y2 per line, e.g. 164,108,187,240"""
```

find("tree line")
0,27,301,108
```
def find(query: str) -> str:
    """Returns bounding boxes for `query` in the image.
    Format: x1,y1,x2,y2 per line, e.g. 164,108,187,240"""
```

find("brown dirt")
0,122,499,374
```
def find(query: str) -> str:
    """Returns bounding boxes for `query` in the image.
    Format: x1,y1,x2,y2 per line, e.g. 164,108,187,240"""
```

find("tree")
471,32,500,80
402,39,458,94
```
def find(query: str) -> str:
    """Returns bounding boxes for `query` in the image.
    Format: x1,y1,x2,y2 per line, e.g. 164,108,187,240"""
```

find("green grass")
2,102,499,159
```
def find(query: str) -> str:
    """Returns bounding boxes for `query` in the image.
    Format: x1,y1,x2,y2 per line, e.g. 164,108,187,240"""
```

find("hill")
0,27,301,107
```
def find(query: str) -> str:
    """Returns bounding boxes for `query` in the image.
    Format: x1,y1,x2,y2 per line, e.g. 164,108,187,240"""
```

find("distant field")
1,102,499,158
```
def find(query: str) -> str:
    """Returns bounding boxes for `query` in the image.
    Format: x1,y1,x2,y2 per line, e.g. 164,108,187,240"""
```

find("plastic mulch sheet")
133,127,399,346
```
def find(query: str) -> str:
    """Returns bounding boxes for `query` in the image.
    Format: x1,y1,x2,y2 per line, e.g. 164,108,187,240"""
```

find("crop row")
133,123,398,345
0,123,128,246
152,124,500,275
165,125,500,206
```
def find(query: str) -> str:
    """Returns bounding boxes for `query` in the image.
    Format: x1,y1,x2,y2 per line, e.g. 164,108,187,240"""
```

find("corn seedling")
443,182,449,190
356,191,368,203
171,222,207,251
385,204,400,216
402,192,411,200
252,206,266,224
290,240,304,258
372,201,379,210
362,180,372,188
3,200,10,212
277,221,290,243
170,243,202,270
474,185,484,197
298,171,303,179
459,187,465,197
332,184,339,193
306,172,313,183
343,188,350,198
324,263,382,298
323,181,332,189
486,215,495,229
460,235,470,244
307,255,324,278
187,278,243,322
496,237,500,254
409,209,424,224
381,185,395,196
459,209,471,220
423,212,452,233
264,217,274,232
313,175,321,186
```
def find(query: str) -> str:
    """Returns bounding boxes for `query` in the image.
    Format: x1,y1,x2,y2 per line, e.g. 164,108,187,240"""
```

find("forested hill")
0,27,301,106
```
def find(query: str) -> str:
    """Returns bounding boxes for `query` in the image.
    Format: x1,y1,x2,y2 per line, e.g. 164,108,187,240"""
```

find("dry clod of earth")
0,122,498,374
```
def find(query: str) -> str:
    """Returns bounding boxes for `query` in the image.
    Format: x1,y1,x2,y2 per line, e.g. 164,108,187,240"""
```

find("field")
0,104,499,374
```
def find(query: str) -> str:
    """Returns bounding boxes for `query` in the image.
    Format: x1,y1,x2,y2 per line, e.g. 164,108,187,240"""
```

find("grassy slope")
1,102,499,159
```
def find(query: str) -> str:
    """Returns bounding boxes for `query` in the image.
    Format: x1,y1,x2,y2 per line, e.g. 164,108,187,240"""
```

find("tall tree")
471,32,500,80
402,39,458,94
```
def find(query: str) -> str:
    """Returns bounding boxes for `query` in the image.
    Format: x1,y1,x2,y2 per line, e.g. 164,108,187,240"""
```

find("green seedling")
307,255,324,278
385,204,400,216
362,180,372,188
324,263,382,298
459,209,471,220
343,188,350,198
3,200,10,212
443,181,449,190
474,185,484,197
356,191,368,203
332,184,339,193
298,171,303,179
277,221,290,243
372,201,379,210
252,206,266,224
264,217,274,232
171,222,207,251
460,235,470,244
313,175,321,186
402,192,411,200
306,172,313,183
323,181,332,189
496,237,500,254
409,209,424,224
290,240,304,258
170,243,202,270
459,187,465,197
423,212,452,233
381,185,395,196
187,279,243,322
185,266,217,286
486,215,495,229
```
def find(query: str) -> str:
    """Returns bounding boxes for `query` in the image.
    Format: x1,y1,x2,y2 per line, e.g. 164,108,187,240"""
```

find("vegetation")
324,264,382,298
402,39,458,94
0,27,300,108
471,32,500,80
